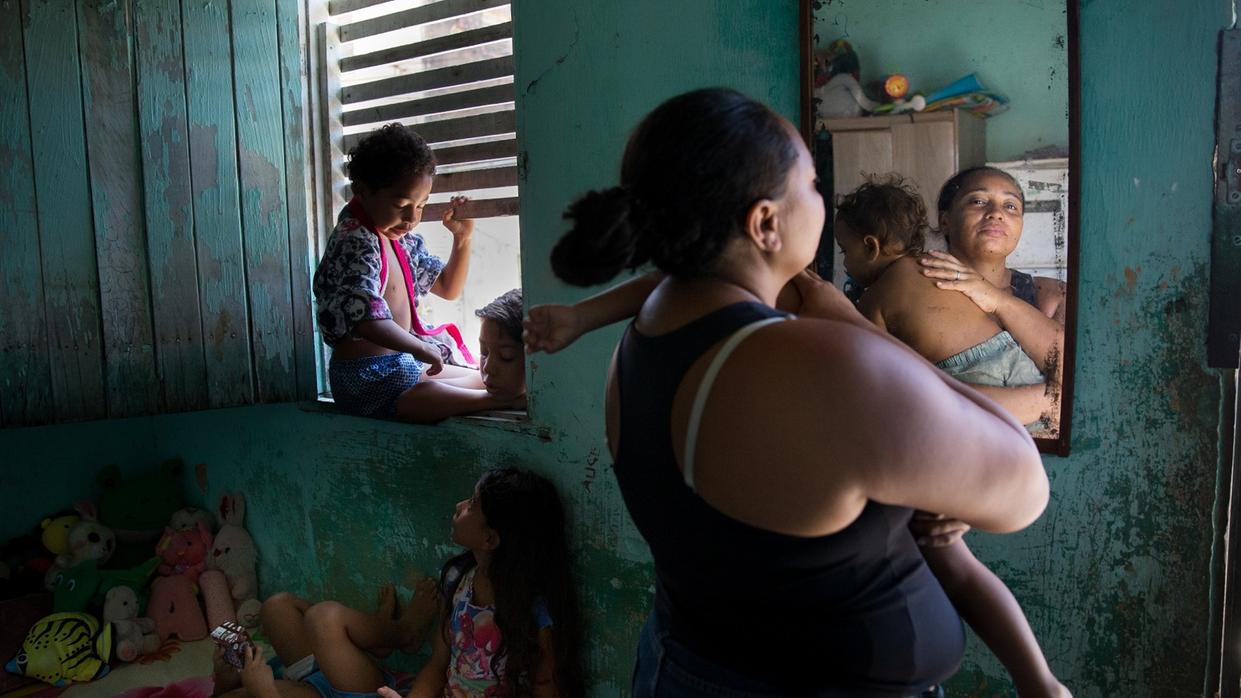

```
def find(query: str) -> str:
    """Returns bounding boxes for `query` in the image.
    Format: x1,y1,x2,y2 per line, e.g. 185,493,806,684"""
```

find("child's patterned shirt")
445,565,553,696
312,198,443,347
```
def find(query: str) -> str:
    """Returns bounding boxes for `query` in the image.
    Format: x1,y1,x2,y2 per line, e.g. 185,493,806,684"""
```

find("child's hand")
406,334,444,376
788,269,865,325
442,195,474,240
909,511,970,548
523,304,584,355
376,687,405,698
238,645,276,696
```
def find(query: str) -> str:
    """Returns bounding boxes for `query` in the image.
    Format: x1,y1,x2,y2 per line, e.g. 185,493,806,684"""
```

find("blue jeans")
630,613,946,698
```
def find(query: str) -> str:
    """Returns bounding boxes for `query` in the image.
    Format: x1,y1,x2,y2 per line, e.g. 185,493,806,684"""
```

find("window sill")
301,396,546,438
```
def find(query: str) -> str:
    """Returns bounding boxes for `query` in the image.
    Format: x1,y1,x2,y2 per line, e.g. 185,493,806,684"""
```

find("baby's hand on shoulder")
442,195,474,240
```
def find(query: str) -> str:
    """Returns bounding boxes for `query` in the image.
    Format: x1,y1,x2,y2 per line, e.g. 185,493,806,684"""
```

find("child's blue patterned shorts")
328,352,423,418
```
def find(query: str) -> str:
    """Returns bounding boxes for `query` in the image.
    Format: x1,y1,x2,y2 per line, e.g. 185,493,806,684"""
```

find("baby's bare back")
863,257,1003,364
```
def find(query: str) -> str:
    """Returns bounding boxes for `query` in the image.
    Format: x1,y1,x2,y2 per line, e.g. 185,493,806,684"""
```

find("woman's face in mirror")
941,172,1025,262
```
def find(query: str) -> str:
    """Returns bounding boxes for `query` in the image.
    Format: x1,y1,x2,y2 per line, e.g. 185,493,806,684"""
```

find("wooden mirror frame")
798,0,1079,456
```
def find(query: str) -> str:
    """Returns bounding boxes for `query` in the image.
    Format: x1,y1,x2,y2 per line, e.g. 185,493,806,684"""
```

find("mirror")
800,0,1078,455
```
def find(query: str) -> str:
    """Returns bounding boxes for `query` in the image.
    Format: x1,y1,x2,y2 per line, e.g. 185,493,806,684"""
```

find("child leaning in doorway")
313,123,525,423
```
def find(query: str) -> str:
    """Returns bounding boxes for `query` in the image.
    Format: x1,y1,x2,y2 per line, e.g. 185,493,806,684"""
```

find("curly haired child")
313,123,524,423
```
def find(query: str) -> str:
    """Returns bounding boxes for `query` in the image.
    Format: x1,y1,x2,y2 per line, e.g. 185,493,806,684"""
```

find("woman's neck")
951,248,1009,287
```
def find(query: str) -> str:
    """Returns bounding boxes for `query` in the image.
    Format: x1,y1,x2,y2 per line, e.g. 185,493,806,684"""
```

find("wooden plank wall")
0,0,316,427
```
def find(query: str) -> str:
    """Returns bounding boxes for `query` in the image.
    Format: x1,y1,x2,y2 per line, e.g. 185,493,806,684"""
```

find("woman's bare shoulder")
1032,276,1067,320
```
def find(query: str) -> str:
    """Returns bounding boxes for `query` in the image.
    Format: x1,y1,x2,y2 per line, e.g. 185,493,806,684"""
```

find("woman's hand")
441,195,474,241
524,304,585,355
919,250,1006,314
909,511,970,548
376,687,405,698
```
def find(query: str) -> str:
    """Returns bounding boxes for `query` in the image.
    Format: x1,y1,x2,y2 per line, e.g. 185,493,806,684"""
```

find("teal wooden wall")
0,1,1234,696
0,0,315,427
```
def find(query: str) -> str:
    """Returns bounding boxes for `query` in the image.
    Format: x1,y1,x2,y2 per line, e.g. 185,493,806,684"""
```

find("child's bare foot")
396,578,439,653
374,583,398,620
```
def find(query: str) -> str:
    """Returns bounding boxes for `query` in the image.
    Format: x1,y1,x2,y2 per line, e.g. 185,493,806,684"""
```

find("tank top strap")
683,316,788,490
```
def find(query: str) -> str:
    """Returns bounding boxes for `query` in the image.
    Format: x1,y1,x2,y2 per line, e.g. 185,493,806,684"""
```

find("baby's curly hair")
835,174,929,255
345,123,436,190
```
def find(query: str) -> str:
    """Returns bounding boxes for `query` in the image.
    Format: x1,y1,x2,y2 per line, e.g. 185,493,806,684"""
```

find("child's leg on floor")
303,580,438,693
261,592,315,666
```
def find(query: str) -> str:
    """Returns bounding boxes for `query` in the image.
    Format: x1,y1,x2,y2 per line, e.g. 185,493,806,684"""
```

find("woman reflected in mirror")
921,167,1068,428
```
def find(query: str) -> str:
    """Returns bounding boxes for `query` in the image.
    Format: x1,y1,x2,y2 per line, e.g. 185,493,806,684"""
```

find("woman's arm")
919,253,1065,378
785,321,1047,532
524,272,663,354
923,542,1068,697
970,383,1056,425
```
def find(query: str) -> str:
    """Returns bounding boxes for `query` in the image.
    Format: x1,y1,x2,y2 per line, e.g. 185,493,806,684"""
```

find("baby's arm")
524,272,663,354
352,320,444,375
922,541,1067,697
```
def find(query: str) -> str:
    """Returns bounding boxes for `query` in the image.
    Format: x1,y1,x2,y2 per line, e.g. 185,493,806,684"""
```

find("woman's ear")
744,198,781,253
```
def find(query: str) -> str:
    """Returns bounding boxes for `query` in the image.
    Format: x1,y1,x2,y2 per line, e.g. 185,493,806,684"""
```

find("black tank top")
614,302,964,695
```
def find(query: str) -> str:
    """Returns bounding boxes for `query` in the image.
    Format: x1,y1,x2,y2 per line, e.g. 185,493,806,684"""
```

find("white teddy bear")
104,585,159,661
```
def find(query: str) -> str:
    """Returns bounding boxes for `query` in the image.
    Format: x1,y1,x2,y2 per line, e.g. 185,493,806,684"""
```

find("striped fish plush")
5,612,113,686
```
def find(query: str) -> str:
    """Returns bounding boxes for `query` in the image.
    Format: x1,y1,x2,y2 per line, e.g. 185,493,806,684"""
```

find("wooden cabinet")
823,110,986,284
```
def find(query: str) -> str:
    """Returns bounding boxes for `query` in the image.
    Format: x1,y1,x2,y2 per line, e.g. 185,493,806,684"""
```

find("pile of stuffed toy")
0,459,259,687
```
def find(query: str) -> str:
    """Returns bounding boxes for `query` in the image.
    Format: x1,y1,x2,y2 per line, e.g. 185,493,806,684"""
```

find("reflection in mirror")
803,0,1077,454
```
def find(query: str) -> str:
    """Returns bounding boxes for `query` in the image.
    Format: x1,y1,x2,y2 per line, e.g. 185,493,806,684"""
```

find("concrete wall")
0,1,1235,695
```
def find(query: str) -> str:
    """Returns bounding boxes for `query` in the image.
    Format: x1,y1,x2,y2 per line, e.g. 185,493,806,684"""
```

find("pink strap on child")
390,238,477,366
351,197,476,366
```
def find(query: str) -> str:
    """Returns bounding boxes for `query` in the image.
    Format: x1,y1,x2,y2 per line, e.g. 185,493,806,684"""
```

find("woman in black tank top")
540,89,1049,696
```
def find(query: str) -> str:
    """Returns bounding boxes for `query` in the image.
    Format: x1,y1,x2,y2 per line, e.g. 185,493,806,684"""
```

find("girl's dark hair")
551,88,800,286
835,174,928,255
475,289,523,343
346,123,436,190
935,166,1025,214
439,468,585,695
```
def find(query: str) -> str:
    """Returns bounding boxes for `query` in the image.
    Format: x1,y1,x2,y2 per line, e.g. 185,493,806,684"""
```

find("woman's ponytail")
551,186,648,286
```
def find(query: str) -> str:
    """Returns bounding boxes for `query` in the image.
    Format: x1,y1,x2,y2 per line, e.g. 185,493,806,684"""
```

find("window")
311,0,520,380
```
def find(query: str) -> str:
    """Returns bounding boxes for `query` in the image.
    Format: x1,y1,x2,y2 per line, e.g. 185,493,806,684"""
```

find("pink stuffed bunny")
155,520,212,585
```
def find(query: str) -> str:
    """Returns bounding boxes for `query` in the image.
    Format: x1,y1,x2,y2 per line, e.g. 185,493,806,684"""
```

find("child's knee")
303,600,348,637
261,592,301,620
